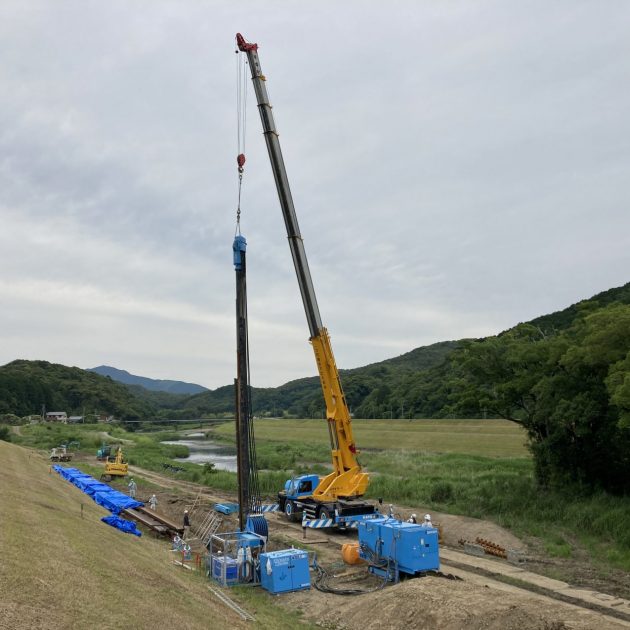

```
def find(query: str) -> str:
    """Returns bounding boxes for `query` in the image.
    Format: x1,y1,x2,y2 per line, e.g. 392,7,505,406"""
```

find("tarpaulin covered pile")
53,465,144,535
101,515,142,536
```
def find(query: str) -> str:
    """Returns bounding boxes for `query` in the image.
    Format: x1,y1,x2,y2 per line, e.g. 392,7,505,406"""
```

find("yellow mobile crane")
236,34,376,527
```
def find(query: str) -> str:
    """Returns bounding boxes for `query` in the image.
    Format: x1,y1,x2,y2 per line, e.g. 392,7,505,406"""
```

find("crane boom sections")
237,33,368,500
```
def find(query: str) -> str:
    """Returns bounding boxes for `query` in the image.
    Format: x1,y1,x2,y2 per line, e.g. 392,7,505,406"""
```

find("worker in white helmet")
149,494,157,510
407,513,417,524
423,513,432,527
127,478,137,499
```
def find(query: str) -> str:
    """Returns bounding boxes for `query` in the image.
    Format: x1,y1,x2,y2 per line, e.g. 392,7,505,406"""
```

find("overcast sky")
1,1,629,388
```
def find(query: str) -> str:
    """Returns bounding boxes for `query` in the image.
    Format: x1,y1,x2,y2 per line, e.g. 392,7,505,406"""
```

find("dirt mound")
434,511,525,552
286,575,605,630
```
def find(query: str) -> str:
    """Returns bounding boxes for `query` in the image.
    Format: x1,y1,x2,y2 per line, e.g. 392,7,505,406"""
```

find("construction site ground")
3,441,629,630
127,461,630,629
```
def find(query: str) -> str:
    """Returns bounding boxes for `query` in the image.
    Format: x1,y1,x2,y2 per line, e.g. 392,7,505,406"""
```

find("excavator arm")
236,33,368,501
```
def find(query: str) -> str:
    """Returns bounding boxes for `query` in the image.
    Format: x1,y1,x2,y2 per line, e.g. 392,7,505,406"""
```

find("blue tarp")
78,480,112,496
94,490,142,514
101,515,142,537
53,465,144,527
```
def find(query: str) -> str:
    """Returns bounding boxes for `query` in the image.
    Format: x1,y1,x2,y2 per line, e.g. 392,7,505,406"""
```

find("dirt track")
128,464,630,630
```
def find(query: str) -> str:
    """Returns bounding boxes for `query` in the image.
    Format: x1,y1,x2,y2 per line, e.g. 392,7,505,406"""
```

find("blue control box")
212,556,239,585
260,549,310,594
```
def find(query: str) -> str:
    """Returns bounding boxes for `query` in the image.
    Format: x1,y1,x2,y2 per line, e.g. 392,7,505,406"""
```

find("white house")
45,412,67,423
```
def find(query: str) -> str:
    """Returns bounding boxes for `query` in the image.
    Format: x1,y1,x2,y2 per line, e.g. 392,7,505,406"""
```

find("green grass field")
215,418,529,458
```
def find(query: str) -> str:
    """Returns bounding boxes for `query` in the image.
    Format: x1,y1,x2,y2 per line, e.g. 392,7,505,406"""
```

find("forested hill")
0,360,152,423
180,281,630,419
88,365,207,395
524,282,630,334
2,282,628,426
176,340,461,418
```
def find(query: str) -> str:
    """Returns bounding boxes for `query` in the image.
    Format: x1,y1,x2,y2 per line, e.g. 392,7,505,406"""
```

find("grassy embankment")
7,418,630,572
0,440,313,629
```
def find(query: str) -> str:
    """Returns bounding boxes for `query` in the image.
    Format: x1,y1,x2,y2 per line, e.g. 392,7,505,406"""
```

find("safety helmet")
424,513,431,520
411,514,417,519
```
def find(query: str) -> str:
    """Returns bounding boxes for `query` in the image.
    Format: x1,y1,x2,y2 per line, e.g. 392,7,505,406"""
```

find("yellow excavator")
101,446,128,481
236,34,375,528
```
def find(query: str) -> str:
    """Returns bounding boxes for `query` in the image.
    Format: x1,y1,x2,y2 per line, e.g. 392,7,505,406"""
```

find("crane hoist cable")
235,41,248,234
233,39,262,530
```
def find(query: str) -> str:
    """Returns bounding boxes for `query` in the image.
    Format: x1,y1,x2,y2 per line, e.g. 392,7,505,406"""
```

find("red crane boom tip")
236,33,258,52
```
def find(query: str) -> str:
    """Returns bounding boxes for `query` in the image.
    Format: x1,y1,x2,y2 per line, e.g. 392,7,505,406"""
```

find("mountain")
3,282,627,423
178,281,630,419
88,365,208,395
0,360,153,422
180,340,461,418
526,281,630,334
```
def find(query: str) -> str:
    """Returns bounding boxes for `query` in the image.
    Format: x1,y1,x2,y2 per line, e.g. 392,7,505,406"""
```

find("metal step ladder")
188,510,223,547
187,489,204,516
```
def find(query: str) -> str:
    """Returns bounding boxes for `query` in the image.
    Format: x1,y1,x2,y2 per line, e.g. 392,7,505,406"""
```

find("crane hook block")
233,234,247,270
237,153,246,172
236,33,258,52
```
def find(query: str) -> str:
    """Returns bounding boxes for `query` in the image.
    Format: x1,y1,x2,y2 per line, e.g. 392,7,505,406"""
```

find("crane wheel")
318,507,331,520
284,501,298,522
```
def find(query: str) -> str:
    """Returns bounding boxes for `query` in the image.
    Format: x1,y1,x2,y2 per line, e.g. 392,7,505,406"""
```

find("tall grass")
364,450,630,571
15,423,106,450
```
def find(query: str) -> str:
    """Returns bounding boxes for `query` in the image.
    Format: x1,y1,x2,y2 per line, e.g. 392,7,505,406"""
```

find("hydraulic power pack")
358,517,439,580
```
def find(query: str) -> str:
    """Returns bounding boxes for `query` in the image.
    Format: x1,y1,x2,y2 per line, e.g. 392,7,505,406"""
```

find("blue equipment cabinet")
260,549,310,594
358,517,439,580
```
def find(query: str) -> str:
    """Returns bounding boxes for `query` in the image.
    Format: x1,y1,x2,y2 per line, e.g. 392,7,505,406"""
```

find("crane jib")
236,32,369,501
237,35,323,339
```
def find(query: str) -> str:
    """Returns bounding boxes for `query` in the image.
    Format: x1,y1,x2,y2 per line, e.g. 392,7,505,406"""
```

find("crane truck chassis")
236,33,376,528
279,474,378,527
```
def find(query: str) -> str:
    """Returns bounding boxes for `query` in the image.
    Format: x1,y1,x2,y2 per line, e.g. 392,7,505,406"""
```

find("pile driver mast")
236,33,368,505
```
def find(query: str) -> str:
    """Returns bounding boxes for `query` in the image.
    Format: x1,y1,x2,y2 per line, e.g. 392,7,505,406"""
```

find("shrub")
0,425,11,442
430,481,454,503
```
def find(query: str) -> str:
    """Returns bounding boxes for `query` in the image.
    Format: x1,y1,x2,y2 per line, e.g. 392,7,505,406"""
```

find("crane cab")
279,475,319,520
283,475,319,499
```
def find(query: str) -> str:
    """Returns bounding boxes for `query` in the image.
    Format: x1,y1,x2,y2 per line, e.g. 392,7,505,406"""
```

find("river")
161,436,238,472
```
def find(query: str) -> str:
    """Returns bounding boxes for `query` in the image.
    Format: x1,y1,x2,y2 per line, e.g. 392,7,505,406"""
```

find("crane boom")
236,33,368,501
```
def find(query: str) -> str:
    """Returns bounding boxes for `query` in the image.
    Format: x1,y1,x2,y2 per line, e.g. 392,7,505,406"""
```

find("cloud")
0,0,629,388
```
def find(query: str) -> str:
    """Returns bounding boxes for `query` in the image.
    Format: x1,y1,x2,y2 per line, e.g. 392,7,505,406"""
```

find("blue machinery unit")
214,503,239,515
207,531,266,587
260,549,310,594
207,529,311,593
357,517,440,581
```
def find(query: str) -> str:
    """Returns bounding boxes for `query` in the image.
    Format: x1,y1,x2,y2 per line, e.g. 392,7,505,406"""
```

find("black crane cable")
244,314,261,514
312,541,462,597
